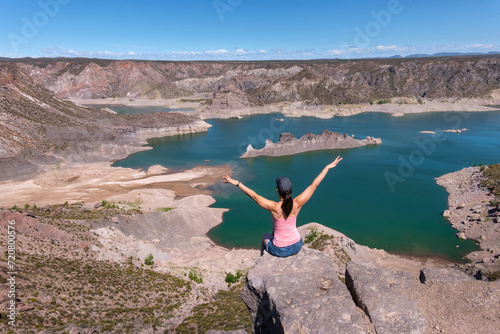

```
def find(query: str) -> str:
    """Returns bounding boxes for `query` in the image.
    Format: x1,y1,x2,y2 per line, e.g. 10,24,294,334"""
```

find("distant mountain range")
389,51,500,59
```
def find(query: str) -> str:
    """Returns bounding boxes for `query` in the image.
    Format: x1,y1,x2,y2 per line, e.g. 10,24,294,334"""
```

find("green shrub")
225,270,243,287
144,254,154,266
304,228,319,244
377,99,391,105
156,207,174,212
25,203,30,209
101,200,117,209
188,270,203,284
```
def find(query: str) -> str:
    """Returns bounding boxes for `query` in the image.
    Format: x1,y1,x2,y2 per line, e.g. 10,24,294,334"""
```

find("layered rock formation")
241,247,371,333
5,55,500,105
240,130,382,158
0,62,211,181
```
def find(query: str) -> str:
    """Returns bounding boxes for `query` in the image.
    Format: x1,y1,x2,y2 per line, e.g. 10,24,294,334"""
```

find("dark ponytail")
279,189,293,219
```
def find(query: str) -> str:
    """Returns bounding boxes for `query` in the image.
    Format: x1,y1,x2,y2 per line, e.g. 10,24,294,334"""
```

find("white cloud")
37,43,498,61
376,45,402,51
205,49,229,55
235,48,254,55
328,49,343,55
468,43,494,49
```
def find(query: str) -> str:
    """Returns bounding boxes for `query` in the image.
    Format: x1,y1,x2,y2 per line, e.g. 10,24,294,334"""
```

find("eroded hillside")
14,55,500,105
0,62,209,180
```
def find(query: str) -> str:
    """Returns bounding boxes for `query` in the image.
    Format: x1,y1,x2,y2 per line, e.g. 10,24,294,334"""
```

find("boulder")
419,267,473,284
346,262,426,334
241,247,370,333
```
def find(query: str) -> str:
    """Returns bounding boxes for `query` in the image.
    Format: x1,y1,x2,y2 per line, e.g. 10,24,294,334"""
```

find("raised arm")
295,156,343,208
223,175,276,212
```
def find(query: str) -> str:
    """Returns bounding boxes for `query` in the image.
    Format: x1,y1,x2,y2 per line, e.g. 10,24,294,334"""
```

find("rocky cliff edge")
241,223,500,333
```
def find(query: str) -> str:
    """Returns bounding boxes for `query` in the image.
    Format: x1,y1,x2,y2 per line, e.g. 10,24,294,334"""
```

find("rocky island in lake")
240,129,382,158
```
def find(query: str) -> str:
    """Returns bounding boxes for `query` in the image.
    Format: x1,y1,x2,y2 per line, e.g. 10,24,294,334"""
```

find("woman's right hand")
223,174,238,186
326,156,343,169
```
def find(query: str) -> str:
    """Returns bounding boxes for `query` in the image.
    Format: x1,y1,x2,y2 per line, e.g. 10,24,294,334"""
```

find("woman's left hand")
223,174,238,186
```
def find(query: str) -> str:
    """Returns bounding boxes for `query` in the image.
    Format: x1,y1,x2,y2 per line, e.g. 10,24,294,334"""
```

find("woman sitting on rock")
223,156,343,257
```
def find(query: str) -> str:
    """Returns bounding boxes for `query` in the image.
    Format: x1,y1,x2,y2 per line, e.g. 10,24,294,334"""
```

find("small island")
240,130,382,158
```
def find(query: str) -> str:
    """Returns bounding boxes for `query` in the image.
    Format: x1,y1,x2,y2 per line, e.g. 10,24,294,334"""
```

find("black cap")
276,177,293,193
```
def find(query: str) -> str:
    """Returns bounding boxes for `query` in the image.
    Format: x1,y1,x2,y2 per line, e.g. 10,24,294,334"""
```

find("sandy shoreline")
0,162,230,208
73,96,500,120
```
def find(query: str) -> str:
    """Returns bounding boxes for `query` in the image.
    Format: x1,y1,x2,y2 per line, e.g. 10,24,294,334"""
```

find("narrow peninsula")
240,130,382,158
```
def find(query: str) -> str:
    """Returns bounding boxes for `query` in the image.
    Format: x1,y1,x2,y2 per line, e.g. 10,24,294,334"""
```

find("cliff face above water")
10,55,500,105
241,223,500,333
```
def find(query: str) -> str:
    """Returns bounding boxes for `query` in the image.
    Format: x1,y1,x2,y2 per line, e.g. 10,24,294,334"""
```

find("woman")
223,155,343,257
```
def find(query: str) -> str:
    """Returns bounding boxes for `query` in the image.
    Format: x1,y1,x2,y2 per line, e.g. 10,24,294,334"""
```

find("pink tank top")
271,201,301,247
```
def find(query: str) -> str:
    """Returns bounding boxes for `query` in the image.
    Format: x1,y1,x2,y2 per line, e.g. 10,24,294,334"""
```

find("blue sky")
1,0,499,60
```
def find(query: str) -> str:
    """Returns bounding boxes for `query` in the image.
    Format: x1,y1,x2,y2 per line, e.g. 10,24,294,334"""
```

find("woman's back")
271,201,301,247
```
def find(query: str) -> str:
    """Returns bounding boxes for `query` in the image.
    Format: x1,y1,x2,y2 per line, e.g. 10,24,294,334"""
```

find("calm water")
113,109,500,262
86,104,194,114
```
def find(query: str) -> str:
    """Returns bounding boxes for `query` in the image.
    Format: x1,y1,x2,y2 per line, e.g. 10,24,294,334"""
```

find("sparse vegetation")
481,164,500,198
309,233,335,252
304,227,320,244
377,99,391,105
179,98,212,105
188,269,203,284
303,227,347,253
101,200,117,209
30,202,141,220
486,271,500,281
0,254,191,332
176,281,253,332
156,207,174,212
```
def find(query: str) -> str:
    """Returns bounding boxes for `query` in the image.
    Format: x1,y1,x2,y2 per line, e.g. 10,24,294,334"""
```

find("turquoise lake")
113,109,500,262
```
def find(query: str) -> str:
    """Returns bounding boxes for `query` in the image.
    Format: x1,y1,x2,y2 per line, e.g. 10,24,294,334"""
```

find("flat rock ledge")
345,262,426,334
240,130,382,158
419,267,473,284
241,247,371,333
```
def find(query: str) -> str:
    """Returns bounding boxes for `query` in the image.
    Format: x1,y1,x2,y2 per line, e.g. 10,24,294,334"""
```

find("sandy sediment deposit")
74,96,500,121
419,128,468,134
0,162,229,208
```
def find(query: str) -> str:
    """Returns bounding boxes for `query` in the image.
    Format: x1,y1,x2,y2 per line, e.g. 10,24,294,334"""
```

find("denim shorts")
266,238,303,257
